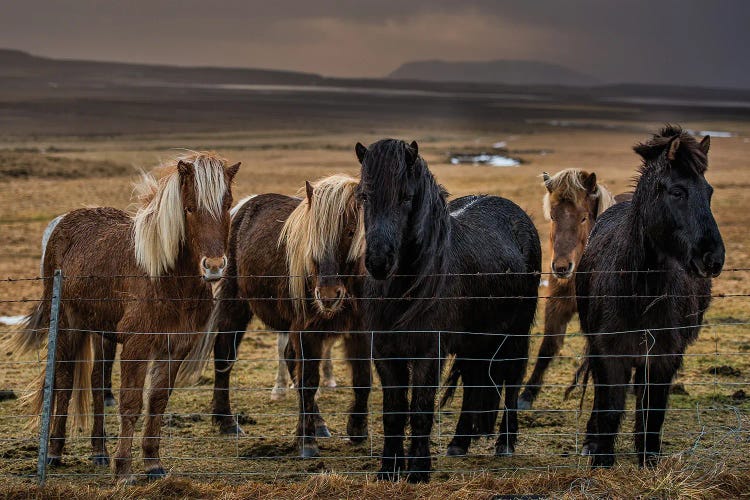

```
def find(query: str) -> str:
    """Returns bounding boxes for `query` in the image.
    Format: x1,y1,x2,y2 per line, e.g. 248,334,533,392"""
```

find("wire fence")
0,268,748,485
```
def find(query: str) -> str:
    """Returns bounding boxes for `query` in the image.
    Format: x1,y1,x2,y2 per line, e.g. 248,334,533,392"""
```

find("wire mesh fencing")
0,268,748,485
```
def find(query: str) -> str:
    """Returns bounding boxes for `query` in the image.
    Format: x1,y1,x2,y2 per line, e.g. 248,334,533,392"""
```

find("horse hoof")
315,425,331,438
270,388,286,401
91,454,109,467
347,434,367,445
118,474,137,486
517,397,533,411
220,423,245,436
446,445,467,457
407,471,430,484
377,470,400,482
46,456,62,467
591,454,615,468
104,394,117,408
300,444,320,458
495,444,515,457
581,442,597,456
146,466,167,481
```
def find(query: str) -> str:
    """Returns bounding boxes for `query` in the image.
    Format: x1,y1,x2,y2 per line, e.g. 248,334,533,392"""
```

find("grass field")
1,109,749,498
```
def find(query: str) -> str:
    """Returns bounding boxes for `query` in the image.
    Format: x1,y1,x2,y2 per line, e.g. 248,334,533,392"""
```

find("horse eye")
581,216,587,223
669,189,684,199
185,207,194,214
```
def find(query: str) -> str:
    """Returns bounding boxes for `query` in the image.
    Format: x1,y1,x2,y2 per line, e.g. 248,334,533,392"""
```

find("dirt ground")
0,113,749,498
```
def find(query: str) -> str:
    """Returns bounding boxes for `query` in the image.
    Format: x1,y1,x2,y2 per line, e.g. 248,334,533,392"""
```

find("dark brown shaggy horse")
8,152,239,483
209,174,371,458
518,169,618,409
577,127,724,468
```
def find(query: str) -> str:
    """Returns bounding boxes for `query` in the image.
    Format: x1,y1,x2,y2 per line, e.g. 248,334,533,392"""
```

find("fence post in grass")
37,269,63,487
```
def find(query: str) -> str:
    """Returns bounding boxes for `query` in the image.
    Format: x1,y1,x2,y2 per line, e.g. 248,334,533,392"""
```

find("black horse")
576,126,724,468
356,139,541,483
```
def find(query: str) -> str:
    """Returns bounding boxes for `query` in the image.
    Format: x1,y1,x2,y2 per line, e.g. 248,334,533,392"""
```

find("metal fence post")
37,269,63,487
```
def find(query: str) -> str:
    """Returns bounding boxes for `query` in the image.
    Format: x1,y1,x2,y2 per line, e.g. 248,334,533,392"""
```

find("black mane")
633,125,708,175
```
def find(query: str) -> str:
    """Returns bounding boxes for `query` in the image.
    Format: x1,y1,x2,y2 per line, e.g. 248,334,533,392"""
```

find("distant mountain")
0,48,324,87
388,59,597,87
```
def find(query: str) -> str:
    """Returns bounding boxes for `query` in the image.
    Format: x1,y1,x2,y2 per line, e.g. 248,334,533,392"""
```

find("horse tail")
24,332,92,433
3,302,49,356
564,358,590,410
439,357,461,408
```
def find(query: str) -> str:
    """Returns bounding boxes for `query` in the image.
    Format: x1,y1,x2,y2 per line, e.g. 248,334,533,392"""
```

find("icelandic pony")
209,175,370,457
517,169,618,409
8,152,239,483
576,126,724,468
356,139,541,483
223,194,336,406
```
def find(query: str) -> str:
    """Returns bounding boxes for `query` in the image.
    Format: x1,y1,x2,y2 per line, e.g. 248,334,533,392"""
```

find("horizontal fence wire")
0,269,748,484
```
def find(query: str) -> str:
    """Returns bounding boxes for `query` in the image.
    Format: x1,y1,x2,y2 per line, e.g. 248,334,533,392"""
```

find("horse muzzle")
314,285,347,316
201,255,227,282
690,251,724,278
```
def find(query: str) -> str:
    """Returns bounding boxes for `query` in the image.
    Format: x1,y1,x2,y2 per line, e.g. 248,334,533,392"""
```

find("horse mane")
542,168,616,221
132,151,229,277
363,139,451,328
633,125,708,176
278,174,365,315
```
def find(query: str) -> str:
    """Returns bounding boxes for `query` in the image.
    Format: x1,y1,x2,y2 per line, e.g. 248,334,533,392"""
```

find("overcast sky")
2,0,749,88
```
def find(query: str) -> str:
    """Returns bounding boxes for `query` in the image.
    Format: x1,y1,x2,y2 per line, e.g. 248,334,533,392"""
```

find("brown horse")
8,152,239,483
209,174,371,458
518,169,620,409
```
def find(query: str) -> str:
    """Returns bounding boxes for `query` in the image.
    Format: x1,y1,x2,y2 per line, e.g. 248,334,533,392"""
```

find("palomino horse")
9,152,239,483
209,174,371,457
356,139,540,483
577,127,723,468
517,169,618,410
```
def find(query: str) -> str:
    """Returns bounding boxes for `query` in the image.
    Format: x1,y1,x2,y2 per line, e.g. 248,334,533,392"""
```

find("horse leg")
496,357,526,456
112,340,148,484
634,364,673,468
582,367,599,456
291,331,325,457
446,360,479,457
321,337,337,388
590,357,629,468
91,334,112,466
407,357,439,484
100,337,117,407
47,329,77,466
374,358,408,481
519,296,574,409
271,332,291,400
141,356,183,480
212,329,246,434
344,333,371,444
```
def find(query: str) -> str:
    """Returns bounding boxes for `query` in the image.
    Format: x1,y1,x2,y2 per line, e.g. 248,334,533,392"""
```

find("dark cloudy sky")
2,0,749,88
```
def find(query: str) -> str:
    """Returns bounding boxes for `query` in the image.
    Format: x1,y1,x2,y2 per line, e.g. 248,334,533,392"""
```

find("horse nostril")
220,255,227,269
201,257,209,270
336,287,345,299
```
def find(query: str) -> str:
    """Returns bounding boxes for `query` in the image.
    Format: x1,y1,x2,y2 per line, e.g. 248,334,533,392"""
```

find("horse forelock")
542,169,616,220
132,151,230,277
279,175,364,315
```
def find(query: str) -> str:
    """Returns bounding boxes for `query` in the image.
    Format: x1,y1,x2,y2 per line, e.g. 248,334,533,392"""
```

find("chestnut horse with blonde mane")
518,169,625,409
8,152,239,483
209,174,370,458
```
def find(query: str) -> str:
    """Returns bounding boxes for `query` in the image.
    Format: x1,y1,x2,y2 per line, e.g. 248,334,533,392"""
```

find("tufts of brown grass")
3,460,748,500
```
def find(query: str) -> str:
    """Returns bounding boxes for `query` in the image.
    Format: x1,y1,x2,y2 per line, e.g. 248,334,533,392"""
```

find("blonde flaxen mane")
132,151,229,277
542,168,616,221
278,175,365,315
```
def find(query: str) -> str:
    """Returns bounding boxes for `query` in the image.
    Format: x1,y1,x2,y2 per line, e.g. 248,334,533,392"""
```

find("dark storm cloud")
1,0,748,88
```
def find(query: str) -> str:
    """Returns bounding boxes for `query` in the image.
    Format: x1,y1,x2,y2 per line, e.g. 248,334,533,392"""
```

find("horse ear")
700,135,711,155
405,141,419,166
355,142,368,163
582,172,598,194
542,172,553,192
305,181,314,207
227,162,241,179
177,160,193,177
667,137,681,161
